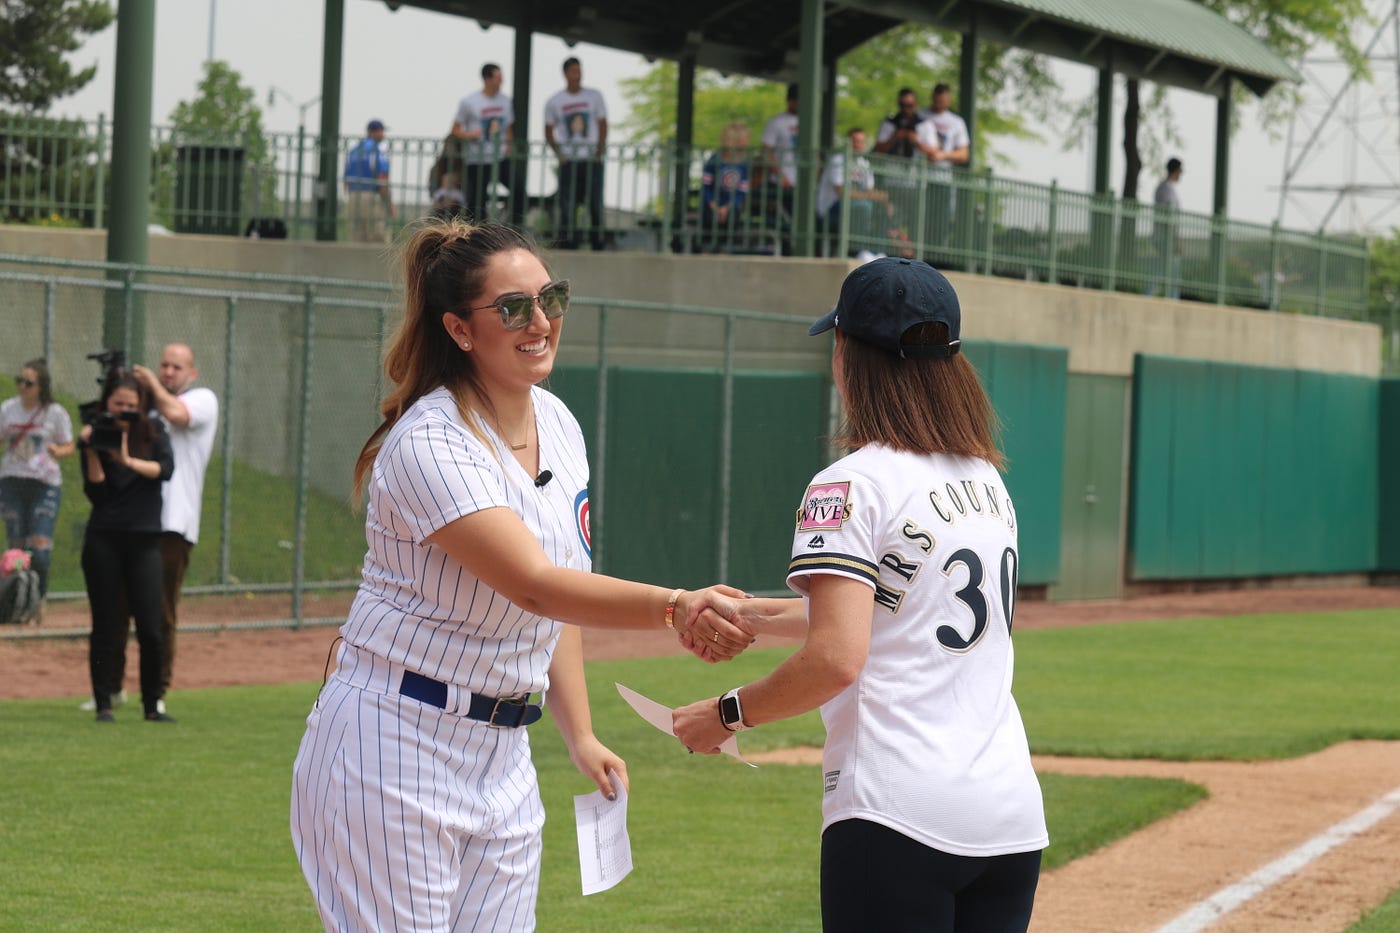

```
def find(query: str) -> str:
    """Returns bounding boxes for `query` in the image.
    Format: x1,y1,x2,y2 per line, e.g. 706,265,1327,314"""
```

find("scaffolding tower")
1277,0,1400,235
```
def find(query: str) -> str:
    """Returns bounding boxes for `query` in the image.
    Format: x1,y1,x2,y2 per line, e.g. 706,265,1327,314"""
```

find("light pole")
268,87,321,238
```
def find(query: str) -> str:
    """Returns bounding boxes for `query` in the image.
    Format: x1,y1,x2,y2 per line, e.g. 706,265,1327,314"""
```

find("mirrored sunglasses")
467,280,571,331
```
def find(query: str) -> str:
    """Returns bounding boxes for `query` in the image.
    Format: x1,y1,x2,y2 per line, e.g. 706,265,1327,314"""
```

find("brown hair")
834,322,1004,470
351,218,543,500
100,371,157,458
21,358,54,407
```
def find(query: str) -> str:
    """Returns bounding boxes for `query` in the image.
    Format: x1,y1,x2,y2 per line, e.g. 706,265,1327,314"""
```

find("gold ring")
710,631,718,643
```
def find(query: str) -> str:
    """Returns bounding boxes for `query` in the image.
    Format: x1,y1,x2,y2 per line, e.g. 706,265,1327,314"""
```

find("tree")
157,61,277,230
619,23,1060,166
1369,228,1400,334
0,0,114,112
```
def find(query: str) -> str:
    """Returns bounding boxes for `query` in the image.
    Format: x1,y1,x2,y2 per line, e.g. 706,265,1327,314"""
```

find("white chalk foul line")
1152,785,1400,933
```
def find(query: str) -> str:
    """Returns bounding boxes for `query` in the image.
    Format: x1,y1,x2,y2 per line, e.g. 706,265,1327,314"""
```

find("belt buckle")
487,695,526,728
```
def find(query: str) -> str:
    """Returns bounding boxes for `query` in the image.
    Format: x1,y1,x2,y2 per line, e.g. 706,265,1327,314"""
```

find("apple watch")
718,687,751,732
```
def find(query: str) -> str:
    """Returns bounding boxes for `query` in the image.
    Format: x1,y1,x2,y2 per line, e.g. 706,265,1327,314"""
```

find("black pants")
82,527,164,714
463,158,527,227
556,160,605,249
114,531,192,693
821,819,1041,932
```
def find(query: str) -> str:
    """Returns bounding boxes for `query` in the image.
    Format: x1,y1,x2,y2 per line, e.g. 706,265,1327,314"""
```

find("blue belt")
399,670,543,728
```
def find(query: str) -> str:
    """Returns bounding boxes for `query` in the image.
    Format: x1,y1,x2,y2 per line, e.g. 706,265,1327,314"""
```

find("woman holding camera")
78,372,174,723
1,359,75,604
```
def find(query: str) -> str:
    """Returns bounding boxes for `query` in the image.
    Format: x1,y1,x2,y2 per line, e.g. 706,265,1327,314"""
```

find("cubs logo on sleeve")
574,488,591,559
796,481,852,531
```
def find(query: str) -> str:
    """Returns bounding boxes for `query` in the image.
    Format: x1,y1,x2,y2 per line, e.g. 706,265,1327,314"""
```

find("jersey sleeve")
786,470,884,596
379,417,510,543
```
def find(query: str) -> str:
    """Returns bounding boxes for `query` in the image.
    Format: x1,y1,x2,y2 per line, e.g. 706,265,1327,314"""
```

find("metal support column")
512,17,533,205
104,0,156,355
315,0,345,241
794,0,824,257
1094,61,1113,197
1212,82,1233,295
672,55,696,252
1091,55,1115,279
956,14,980,261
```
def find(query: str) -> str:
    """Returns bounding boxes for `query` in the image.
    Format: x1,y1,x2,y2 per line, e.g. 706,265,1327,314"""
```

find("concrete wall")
1,228,1381,379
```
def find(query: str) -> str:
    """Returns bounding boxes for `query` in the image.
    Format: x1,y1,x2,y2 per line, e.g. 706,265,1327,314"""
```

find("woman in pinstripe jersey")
290,218,750,932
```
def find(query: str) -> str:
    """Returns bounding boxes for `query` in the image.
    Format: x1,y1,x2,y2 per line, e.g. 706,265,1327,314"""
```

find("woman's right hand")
78,424,93,444
675,586,756,662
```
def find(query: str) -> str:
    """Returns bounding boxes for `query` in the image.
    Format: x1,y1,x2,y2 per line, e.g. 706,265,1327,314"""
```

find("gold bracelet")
664,588,684,630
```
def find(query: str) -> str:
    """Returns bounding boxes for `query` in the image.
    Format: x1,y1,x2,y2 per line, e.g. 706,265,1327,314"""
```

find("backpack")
0,549,42,626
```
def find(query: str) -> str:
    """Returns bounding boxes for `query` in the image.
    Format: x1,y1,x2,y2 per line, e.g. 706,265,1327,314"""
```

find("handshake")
668,585,767,664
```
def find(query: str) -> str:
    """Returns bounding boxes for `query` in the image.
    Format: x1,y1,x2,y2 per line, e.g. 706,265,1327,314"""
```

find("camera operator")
76,371,175,723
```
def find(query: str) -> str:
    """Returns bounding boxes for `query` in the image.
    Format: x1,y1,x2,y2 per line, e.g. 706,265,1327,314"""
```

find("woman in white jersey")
290,218,749,932
674,257,1047,931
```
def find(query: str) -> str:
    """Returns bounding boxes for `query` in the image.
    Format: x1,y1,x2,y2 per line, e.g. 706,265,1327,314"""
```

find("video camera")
78,349,136,452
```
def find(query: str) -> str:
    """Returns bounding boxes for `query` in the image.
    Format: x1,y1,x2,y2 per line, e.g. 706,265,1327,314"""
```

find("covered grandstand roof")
386,0,1300,96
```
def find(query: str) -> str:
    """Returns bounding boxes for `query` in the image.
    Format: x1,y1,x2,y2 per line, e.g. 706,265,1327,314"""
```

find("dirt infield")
4,584,1399,931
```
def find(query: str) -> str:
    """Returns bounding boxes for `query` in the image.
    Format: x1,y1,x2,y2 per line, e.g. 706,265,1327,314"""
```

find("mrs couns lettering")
928,479,1016,531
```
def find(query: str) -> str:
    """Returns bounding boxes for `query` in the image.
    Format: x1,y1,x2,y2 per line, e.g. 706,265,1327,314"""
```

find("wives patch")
797,481,851,531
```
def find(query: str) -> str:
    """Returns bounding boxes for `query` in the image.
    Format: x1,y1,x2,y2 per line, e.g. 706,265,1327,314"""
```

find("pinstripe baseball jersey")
340,384,592,698
787,444,1048,858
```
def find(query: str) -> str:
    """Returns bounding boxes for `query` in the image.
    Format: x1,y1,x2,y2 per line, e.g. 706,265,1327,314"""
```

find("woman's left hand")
569,733,629,799
673,697,732,755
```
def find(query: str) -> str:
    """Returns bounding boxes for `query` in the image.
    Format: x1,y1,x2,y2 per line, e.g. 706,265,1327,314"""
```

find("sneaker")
144,711,177,724
78,689,127,712
95,710,115,723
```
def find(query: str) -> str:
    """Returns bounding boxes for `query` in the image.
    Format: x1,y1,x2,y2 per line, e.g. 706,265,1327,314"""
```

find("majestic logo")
574,489,591,560
797,481,852,531
806,535,826,549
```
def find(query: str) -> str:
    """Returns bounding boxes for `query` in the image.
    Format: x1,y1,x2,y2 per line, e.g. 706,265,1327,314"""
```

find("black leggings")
821,819,1041,933
82,527,163,714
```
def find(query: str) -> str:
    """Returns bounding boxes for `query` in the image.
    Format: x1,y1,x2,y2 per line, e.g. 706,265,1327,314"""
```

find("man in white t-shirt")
918,82,971,252
452,63,527,226
131,343,219,702
544,57,609,250
760,83,801,228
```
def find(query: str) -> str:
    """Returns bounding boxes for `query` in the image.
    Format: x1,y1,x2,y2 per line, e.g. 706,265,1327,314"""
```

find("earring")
462,342,471,350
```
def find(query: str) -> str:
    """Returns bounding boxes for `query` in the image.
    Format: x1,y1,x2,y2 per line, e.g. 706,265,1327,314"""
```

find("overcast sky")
48,0,1399,234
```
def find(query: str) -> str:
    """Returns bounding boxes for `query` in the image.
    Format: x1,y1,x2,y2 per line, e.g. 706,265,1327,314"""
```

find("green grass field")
2,609,1397,930
3,391,368,595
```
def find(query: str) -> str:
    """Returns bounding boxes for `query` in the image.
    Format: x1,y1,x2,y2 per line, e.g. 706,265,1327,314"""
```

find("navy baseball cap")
367,119,386,132
809,258,962,359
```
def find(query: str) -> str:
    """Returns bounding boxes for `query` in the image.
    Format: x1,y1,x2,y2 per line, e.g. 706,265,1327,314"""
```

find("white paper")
574,769,633,895
615,683,756,767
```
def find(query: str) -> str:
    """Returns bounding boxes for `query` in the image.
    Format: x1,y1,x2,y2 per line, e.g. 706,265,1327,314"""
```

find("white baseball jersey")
543,87,608,161
291,383,592,932
787,444,1048,858
454,90,514,164
158,386,218,545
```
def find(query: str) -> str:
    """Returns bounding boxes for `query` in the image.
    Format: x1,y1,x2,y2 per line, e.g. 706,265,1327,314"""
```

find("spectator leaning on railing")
452,63,527,227
545,56,609,251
